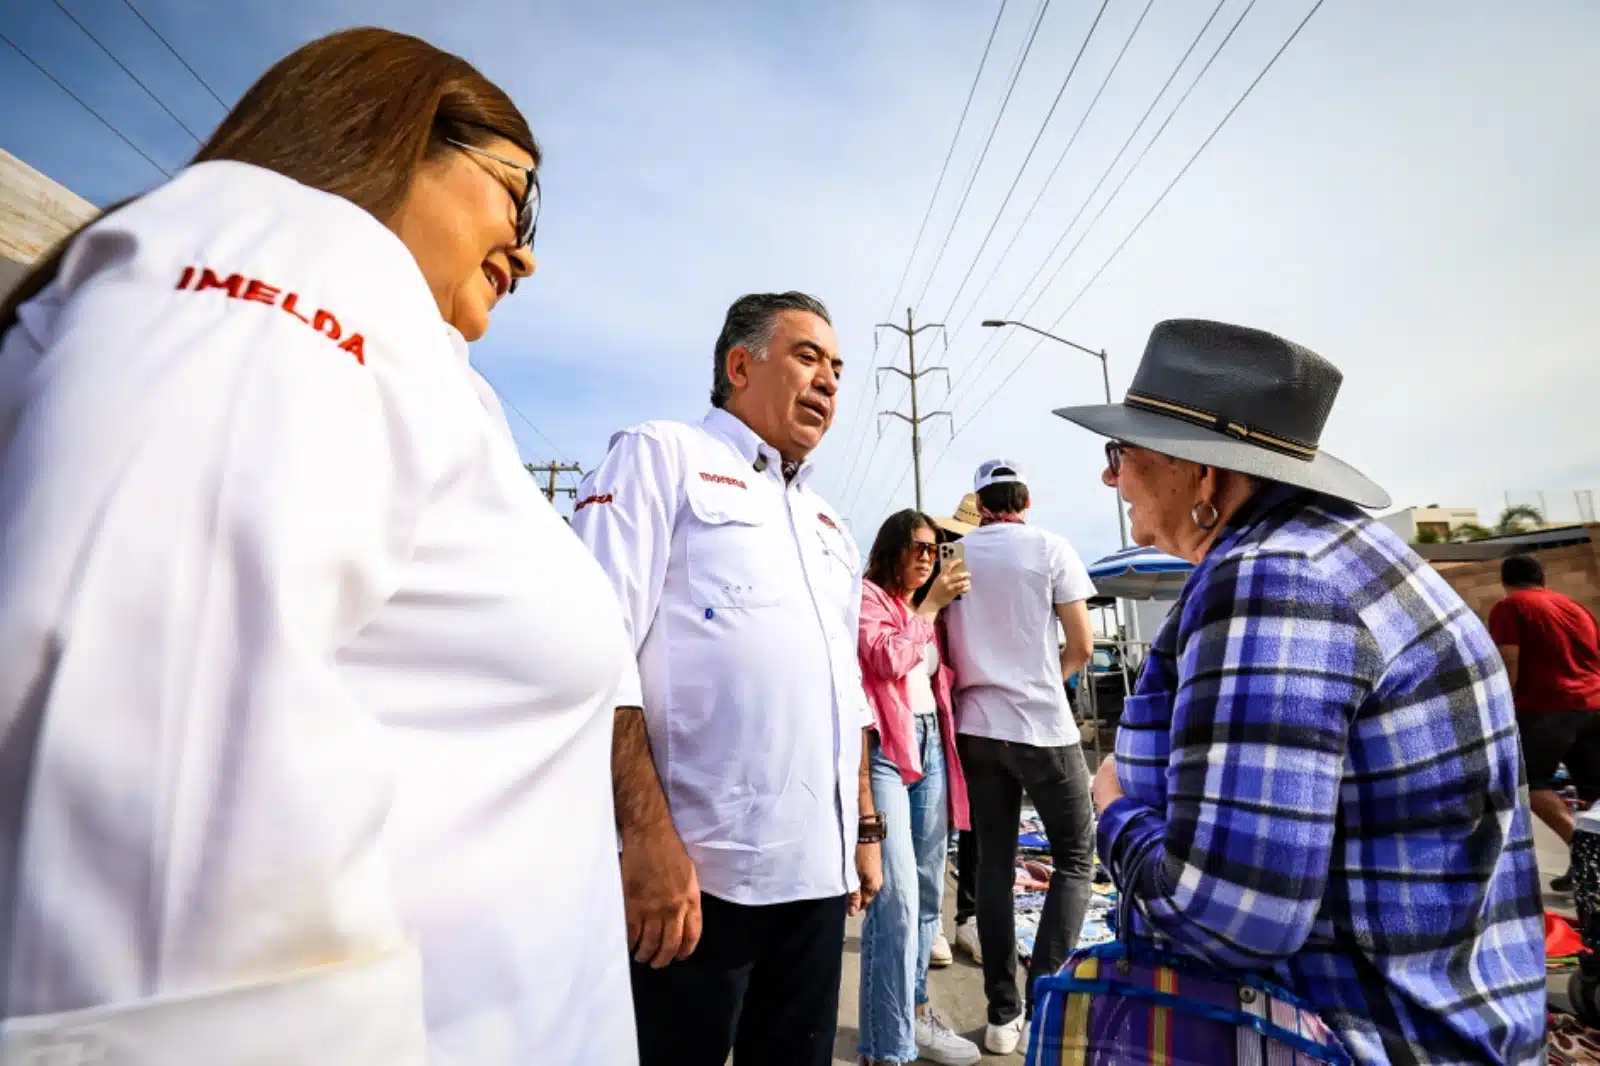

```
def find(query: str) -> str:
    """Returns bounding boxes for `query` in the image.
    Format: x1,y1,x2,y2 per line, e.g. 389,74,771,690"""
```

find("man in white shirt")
941,460,1096,1055
572,292,880,1066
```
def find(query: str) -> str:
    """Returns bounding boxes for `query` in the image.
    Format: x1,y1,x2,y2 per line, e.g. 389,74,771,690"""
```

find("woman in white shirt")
0,27,635,1066
855,510,977,1066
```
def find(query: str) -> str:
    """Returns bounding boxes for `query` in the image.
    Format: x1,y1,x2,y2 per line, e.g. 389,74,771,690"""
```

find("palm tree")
1448,522,1495,542
1494,504,1544,536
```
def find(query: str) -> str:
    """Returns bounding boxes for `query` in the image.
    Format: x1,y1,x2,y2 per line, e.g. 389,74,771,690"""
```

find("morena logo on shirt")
817,513,840,532
175,266,367,365
574,493,613,513
698,472,746,489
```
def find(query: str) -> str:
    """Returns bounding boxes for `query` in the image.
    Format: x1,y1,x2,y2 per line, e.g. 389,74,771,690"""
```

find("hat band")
1124,392,1318,461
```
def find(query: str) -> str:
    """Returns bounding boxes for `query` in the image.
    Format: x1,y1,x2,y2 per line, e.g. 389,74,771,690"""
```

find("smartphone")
938,541,966,570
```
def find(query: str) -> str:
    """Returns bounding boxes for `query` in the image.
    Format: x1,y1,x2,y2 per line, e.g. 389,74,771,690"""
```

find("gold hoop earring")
1192,501,1219,531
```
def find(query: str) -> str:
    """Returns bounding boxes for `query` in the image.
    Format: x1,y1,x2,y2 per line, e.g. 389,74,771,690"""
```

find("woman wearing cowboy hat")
1057,319,1545,1064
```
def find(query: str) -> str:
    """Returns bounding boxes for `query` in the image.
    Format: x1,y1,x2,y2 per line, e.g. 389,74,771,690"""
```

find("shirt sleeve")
569,428,683,710
1051,534,1097,605
1097,550,1373,969
0,238,438,1041
857,585,936,684
1486,599,1521,648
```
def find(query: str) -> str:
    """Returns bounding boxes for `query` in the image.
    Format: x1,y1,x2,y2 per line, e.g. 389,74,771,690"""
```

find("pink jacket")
857,579,970,832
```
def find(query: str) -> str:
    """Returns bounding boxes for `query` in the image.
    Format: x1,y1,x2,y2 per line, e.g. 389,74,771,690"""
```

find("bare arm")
851,727,882,915
858,726,875,818
613,706,673,836
1056,599,1094,680
1497,645,1520,691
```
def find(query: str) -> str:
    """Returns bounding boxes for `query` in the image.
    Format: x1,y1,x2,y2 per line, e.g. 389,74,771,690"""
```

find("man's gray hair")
710,291,832,408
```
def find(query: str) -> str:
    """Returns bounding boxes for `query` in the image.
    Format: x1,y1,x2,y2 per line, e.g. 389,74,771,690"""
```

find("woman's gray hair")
711,291,831,408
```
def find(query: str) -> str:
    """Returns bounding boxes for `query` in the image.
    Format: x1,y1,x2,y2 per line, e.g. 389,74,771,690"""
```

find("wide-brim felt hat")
1054,319,1390,509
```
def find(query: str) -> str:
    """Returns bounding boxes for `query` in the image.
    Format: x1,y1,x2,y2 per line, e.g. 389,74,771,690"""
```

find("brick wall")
1430,527,1600,623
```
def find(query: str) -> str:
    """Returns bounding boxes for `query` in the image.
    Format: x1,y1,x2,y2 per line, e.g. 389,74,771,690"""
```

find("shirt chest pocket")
1114,691,1173,806
685,485,781,609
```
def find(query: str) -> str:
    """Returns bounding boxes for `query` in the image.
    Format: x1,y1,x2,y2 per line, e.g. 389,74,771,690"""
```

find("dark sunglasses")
909,542,937,560
446,139,541,284
1105,440,1128,477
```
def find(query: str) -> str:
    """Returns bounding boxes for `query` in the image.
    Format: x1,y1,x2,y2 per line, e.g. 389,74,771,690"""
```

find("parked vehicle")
1067,642,1132,724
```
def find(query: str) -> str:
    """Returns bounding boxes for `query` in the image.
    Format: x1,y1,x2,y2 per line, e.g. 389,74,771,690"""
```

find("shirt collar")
443,323,470,367
701,407,815,486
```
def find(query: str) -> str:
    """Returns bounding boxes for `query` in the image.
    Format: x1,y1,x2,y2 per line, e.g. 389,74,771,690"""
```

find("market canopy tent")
1087,545,1192,601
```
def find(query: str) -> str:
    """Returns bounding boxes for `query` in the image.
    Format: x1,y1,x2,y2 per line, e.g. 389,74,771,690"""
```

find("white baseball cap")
974,459,1027,491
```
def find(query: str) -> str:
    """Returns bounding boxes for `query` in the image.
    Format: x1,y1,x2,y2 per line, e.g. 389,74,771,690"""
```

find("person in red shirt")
1488,554,1600,880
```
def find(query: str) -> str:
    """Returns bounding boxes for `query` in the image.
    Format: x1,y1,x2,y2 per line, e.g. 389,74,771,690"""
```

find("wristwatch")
858,812,886,844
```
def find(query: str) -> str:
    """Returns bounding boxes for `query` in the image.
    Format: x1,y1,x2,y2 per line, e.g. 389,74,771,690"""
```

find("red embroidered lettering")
698,472,747,489
243,279,280,306
817,513,839,532
175,265,369,367
575,493,614,513
195,269,244,298
281,292,311,325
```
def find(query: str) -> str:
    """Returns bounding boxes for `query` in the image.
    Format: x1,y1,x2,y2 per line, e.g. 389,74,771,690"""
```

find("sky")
1,0,1596,562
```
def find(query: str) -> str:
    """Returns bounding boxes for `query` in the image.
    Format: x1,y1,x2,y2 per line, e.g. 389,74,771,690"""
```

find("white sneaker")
984,1015,1025,1056
929,931,953,968
915,1009,981,1065
954,919,982,965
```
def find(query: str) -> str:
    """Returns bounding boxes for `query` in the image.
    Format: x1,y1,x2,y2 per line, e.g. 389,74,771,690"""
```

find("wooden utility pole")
525,461,583,503
874,309,949,512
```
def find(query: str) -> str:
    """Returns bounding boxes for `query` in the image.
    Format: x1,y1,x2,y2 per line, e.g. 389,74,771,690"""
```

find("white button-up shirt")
0,162,636,1065
573,408,870,906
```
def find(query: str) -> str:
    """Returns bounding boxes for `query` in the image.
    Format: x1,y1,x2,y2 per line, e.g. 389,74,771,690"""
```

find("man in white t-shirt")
941,459,1096,1055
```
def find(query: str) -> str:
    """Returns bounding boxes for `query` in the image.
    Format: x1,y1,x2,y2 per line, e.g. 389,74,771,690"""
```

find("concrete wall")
0,148,98,304
1429,526,1600,622
0,255,26,302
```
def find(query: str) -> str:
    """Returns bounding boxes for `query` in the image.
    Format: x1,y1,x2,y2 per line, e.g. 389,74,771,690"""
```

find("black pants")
955,826,977,925
1518,709,1600,794
958,733,1095,1026
631,892,848,1066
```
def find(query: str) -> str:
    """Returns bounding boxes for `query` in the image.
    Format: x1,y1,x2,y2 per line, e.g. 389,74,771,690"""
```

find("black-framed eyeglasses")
445,138,541,257
1105,440,1127,477
910,542,937,560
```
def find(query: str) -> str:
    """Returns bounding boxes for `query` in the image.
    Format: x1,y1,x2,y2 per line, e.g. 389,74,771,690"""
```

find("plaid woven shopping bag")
1025,879,1350,1066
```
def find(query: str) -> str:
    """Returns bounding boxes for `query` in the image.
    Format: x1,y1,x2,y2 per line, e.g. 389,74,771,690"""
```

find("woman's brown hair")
0,26,538,336
865,508,939,597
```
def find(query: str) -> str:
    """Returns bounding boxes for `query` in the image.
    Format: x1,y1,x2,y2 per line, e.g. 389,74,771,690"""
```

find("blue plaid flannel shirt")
1097,485,1546,1065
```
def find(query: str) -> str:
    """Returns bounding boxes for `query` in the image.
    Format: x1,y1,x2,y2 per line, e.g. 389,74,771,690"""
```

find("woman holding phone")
855,510,977,1066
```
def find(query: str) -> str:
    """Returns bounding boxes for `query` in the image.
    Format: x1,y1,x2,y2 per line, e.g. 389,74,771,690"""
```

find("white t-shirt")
907,642,940,717
943,522,1097,747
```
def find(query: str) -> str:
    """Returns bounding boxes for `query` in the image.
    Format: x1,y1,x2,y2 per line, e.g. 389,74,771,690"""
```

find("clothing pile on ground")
1550,1012,1600,1065
1010,814,1116,962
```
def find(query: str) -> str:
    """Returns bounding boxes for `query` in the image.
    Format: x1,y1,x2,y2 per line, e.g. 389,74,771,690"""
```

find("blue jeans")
858,717,949,1062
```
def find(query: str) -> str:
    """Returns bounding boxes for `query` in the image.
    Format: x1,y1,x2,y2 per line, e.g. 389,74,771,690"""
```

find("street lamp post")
982,319,1128,550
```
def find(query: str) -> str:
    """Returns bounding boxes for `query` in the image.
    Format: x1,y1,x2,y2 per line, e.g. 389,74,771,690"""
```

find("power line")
878,0,1010,331
949,0,1257,401
481,375,576,465
932,0,1120,335
834,0,1009,509
119,0,230,111
51,0,204,145
906,0,1053,318
941,0,1327,458
844,0,1051,510
938,0,1185,353
0,29,171,177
